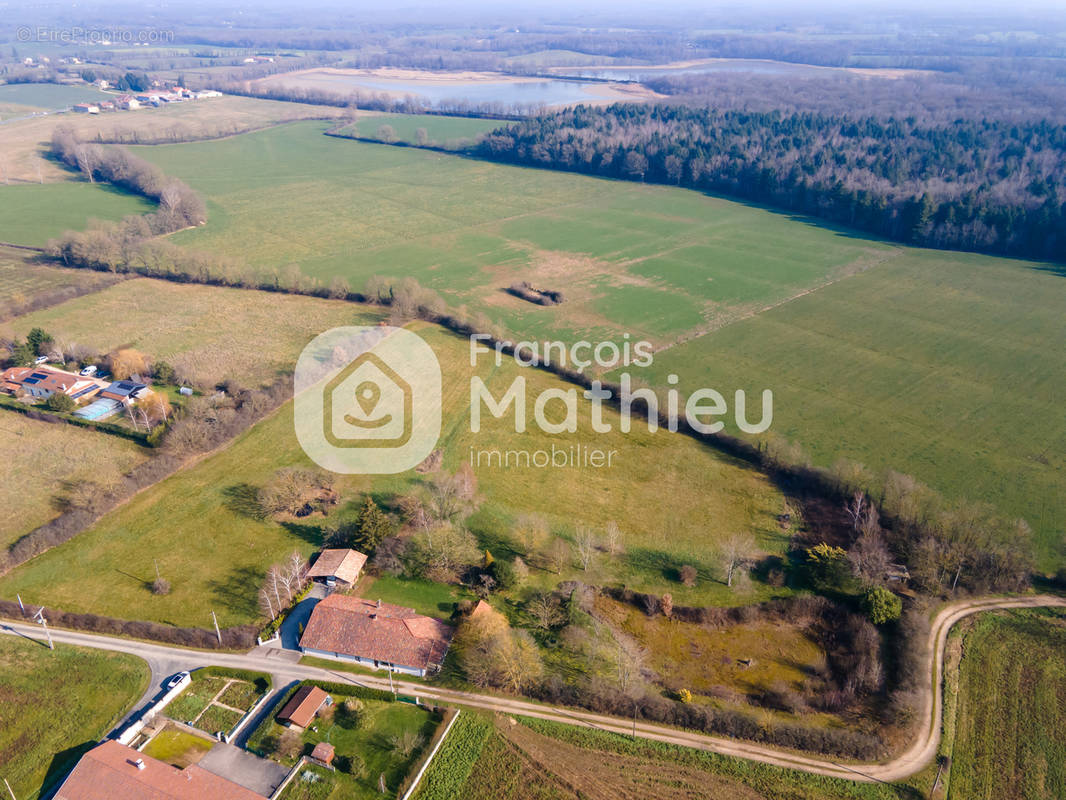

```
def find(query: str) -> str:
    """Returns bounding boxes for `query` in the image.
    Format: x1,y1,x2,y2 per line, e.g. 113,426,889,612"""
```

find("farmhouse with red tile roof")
54,740,263,800
299,595,454,677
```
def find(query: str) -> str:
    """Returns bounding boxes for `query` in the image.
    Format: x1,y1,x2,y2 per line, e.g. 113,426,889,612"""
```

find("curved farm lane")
2,594,1063,783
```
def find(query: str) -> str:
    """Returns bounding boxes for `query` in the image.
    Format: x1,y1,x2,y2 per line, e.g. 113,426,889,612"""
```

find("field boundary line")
401,708,461,800
654,247,905,354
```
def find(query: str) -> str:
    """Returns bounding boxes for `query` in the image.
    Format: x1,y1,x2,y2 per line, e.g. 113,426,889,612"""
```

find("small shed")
307,549,368,588
277,685,330,730
310,741,335,767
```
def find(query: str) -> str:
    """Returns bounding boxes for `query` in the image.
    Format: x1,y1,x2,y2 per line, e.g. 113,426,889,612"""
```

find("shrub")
679,564,697,587
44,393,76,413
861,586,903,625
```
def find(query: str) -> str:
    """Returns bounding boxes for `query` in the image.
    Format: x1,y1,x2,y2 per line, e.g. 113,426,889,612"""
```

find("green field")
943,609,1066,800
126,121,1066,562
0,182,153,247
1,277,381,387
415,712,916,800
0,245,120,317
0,637,148,800
0,323,786,626
0,83,111,115
138,121,890,345
343,112,506,147
0,412,151,549
641,250,1066,568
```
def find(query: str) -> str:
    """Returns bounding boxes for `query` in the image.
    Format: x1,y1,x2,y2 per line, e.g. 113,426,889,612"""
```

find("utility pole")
211,610,221,645
33,607,53,650
16,594,23,615
5,776,17,800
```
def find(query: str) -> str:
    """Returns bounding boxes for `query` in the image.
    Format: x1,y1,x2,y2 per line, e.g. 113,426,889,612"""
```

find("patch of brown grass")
593,596,825,698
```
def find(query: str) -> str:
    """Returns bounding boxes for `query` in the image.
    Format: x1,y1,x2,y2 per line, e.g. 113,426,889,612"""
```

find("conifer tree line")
477,104,1066,262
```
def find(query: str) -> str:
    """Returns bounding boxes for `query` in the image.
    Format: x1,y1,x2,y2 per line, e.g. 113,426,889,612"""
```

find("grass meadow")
0,182,153,246
0,245,121,318
641,250,1066,568
0,412,150,549
0,278,382,387
0,637,148,800
415,712,917,800
339,113,505,147
0,323,786,627
942,609,1066,799
0,83,111,116
130,121,1066,568
139,121,891,346
0,94,346,182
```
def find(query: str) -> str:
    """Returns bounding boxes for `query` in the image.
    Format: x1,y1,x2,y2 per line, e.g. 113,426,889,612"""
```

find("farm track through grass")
643,250,1066,568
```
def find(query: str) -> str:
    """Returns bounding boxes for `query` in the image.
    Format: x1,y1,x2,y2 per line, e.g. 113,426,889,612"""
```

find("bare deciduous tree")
573,526,598,571
526,591,564,630
603,520,624,557
719,532,757,587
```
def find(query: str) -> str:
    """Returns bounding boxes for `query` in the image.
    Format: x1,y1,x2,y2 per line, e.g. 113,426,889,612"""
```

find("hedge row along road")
3,594,1063,783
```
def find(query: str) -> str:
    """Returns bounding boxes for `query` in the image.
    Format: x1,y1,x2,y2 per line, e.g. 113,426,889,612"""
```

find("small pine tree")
354,496,393,553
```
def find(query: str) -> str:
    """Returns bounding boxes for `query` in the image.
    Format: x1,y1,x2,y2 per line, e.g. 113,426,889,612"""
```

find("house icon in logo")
323,351,412,449
295,325,441,475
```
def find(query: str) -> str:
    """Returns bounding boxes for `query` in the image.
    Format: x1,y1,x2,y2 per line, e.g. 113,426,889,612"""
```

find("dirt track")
3,594,1063,783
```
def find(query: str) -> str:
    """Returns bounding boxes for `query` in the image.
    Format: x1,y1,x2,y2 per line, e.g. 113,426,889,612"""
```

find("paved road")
3,594,1063,783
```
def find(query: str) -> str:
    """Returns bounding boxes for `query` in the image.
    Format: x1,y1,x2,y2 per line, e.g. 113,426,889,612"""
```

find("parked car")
166,671,190,690
34,355,48,365
79,365,97,376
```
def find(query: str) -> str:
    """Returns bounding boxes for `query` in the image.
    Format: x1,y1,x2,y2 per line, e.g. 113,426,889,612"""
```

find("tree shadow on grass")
623,548,717,586
280,521,326,547
222,483,266,519
207,564,263,621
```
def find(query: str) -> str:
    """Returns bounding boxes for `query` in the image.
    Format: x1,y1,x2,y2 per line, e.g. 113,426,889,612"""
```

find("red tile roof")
310,741,335,765
300,595,453,671
277,685,329,728
307,549,368,584
54,740,263,800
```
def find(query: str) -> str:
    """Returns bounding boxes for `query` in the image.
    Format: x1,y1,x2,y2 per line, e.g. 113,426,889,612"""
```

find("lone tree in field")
719,532,757,587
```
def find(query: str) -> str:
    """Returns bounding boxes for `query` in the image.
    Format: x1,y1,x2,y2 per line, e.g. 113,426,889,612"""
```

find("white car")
166,671,190,690
79,365,97,376
34,356,48,365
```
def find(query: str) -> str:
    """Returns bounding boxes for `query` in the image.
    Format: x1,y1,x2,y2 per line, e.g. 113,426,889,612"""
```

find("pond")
295,71,614,109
